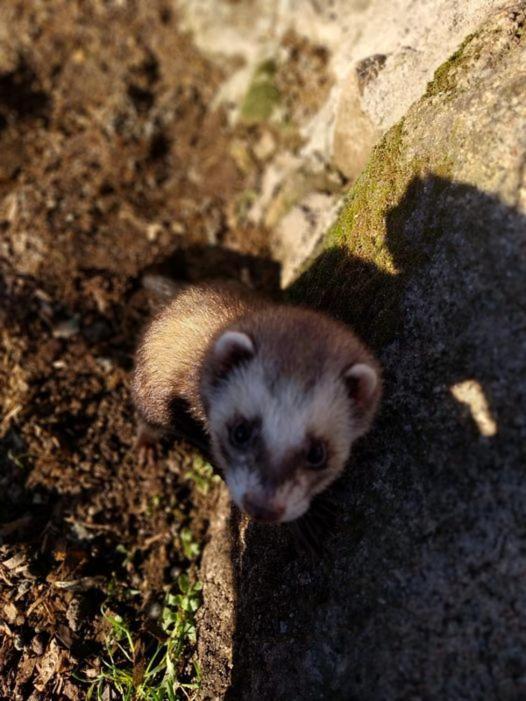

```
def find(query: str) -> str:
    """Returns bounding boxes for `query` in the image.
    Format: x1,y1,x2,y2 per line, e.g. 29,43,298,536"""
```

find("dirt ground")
0,2,336,698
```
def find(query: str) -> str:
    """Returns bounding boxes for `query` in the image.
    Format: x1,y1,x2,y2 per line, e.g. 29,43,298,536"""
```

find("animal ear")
343,362,379,410
214,330,254,361
210,330,255,382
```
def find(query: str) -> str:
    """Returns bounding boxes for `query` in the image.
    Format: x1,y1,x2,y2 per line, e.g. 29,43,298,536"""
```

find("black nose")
243,496,284,522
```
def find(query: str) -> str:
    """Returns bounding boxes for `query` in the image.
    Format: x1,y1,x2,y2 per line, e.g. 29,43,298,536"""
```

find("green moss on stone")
287,18,519,345
289,114,455,347
424,33,476,97
326,119,407,274
241,60,280,124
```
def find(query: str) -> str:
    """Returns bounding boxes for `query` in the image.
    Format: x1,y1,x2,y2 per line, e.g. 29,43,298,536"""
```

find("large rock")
318,0,511,177
177,0,511,288
197,6,526,699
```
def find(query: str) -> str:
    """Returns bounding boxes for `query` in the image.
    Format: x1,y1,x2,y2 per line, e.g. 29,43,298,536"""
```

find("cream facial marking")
209,367,357,522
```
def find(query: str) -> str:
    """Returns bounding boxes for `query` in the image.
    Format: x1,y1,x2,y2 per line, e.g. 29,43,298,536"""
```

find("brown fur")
203,305,382,432
132,281,267,430
132,279,381,446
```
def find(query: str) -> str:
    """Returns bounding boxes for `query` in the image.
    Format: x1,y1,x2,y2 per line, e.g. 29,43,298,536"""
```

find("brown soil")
0,2,291,698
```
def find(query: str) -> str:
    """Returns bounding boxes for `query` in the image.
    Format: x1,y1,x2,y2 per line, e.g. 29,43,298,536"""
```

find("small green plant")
147,495,162,516
161,574,202,657
185,455,220,495
179,528,200,561
87,574,203,701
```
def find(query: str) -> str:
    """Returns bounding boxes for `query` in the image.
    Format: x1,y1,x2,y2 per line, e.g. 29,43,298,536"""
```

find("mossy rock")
290,7,525,348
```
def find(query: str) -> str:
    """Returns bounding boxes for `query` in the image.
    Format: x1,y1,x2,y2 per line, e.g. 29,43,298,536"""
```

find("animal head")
200,309,381,523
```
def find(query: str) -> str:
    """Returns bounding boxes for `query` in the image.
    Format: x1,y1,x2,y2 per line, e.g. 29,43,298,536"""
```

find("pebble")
149,602,162,619
52,316,80,339
31,634,45,656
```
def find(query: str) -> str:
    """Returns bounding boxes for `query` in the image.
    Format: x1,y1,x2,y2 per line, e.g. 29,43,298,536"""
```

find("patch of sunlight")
450,379,497,437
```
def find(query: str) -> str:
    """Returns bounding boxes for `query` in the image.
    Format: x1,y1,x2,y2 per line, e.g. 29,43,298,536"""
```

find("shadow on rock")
223,175,526,700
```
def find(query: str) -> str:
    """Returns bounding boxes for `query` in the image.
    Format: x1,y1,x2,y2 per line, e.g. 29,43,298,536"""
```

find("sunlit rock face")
177,0,510,286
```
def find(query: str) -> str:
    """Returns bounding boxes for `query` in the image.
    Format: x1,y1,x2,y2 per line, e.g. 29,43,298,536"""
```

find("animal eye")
229,420,253,447
306,440,327,469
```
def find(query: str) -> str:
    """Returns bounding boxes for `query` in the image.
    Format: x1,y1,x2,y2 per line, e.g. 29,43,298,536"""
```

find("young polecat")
132,279,382,523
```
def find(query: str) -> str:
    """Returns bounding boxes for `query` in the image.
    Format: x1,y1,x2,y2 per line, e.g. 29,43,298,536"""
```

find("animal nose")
242,494,284,523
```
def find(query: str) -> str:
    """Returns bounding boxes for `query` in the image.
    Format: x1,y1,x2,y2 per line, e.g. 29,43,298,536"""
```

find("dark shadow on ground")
224,175,526,700
139,244,282,298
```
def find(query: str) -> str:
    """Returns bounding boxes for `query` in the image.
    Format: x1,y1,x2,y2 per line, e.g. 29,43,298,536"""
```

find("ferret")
132,278,382,523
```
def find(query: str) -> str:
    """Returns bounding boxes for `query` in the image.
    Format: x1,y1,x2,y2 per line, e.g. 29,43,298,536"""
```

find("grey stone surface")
198,6,526,699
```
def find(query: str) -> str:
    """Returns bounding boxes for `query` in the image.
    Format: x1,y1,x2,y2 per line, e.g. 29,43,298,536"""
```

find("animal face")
202,330,378,523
